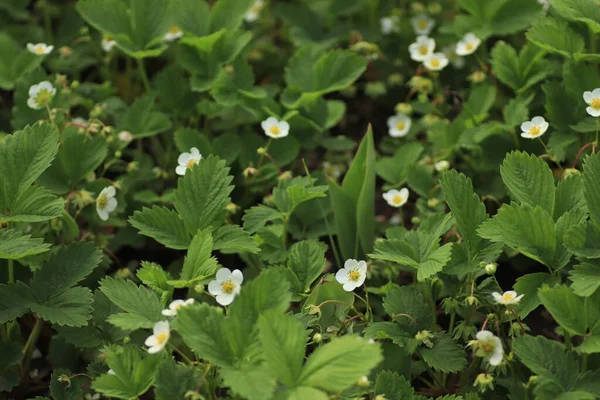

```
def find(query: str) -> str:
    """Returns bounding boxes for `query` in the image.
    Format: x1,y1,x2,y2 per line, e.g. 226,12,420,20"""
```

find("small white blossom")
261,116,290,139
176,147,202,176
411,15,435,35
27,81,56,110
492,290,523,305
474,330,504,366
336,259,367,292
583,88,600,117
162,298,195,316
164,25,183,42
520,116,549,139
455,33,481,56
380,16,400,35
386,113,411,137
118,131,133,142
383,188,409,208
208,268,243,306
107,369,116,375
538,0,550,11
245,0,265,22
96,186,117,221
443,44,465,69
423,52,448,71
27,43,53,55
102,37,117,52
322,161,342,178
144,321,170,354
435,160,450,172
409,35,435,62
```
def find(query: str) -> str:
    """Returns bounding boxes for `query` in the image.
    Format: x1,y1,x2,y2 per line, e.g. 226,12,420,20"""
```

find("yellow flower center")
481,342,493,353
97,195,108,209
528,126,540,136
156,332,168,345
502,293,515,301
430,58,440,68
465,43,474,51
36,90,53,106
348,269,361,282
169,25,180,34
221,280,236,294
395,121,406,131
419,45,429,55
186,158,198,169
392,195,404,205
418,20,428,29
268,125,281,136
35,45,45,53
591,98,600,110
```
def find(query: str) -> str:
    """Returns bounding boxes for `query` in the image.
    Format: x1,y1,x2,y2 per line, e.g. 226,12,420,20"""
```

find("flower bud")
473,373,494,392
427,198,440,208
465,295,478,306
357,375,370,388
313,333,323,343
278,171,293,181
415,330,434,348
256,147,266,155
395,102,413,115
305,304,321,315
484,263,497,274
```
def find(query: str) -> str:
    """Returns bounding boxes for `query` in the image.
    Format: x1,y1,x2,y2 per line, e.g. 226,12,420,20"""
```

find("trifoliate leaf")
174,155,233,234
30,286,94,327
154,359,201,400
383,286,434,334
491,42,551,92
551,0,600,34
526,17,585,58
286,240,326,294
175,230,218,287
0,228,50,259
419,333,467,373
375,370,414,400
539,284,588,335
242,205,285,234
298,336,383,392
100,277,162,330
129,206,191,250
220,362,277,400
376,142,424,186
500,151,555,214
136,262,173,295
212,224,260,254
0,281,35,323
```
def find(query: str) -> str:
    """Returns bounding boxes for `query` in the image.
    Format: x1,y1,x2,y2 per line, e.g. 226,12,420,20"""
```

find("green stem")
591,25,597,54
256,139,272,170
137,58,151,92
282,216,288,249
168,343,194,365
564,330,572,350
8,259,14,283
21,317,43,375
429,282,437,328
595,118,599,151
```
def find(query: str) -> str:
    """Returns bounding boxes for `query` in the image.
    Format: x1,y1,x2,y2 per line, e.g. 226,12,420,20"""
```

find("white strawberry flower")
96,186,117,221
386,113,411,137
473,330,504,366
455,33,481,56
245,0,265,22
162,298,195,317
492,290,523,305
164,25,183,42
409,35,435,62
383,188,409,208
423,53,448,71
336,259,367,292
27,81,56,110
583,88,600,117
411,14,435,35
144,321,170,354
261,116,290,139
101,36,117,52
380,16,400,35
176,147,202,176
435,160,450,172
27,43,53,55
208,268,243,306
520,116,549,139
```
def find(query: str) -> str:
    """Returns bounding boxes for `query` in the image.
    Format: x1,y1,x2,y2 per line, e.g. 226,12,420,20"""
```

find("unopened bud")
484,263,497,275
313,333,323,343
357,375,370,388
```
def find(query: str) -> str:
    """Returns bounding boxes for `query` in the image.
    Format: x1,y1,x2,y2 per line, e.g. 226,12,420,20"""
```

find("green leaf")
174,303,235,367
212,224,260,254
564,221,600,258
419,333,467,373
439,170,488,259
551,0,600,34
375,371,414,400
526,17,585,58
577,336,600,354
170,0,209,36
539,284,588,335
286,240,326,294
220,363,277,400
50,368,85,400
298,336,383,392
258,312,307,387
491,42,551,92
514,272,559,318
209,0,255,32
515,335,579,390
376,143,424,185
303,274,354,328
154,359,201,400
0,282,35,323
570,262,600,297
544,81,581,130
100,277,163,330
242,205,284,234
120,95,172,137
176,230,218,287
583,153,600,225
282,47,367,108
30,286,94,327
503,94,534,126
383,286,434,334
276,387,329,400
137,262,173,295
0,122,59,217
285,185,328,215
129,206,191,250
4,185,64,223
92,345,161,399
328,180,357,260
555,174,586,220
500,151,555,213
0,228,50,259
174,155,233,234
478,203,557,268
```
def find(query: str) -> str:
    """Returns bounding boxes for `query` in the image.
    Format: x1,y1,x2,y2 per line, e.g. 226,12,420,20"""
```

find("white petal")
592,88,600,97
162,309,176,316
208,280,222,295
27,97,39,110
147,344,163,354
154,320,169,334
342,281,357,292
216,268,232,282
531,116,545,125
184,298,195,305
520,132,534,139
336,268,349,284
399,188,409,199
177,152,191,165
514,294,524,302
587,107,600,117
105,198,117,213
489,350,503,366
344,259,358,270
357,260,368,273
539,121,549,133
97,208,109,221
216,293,235,306
27,43,35,52
38,81,53,91
520,121,533,132
145,335,157,347
584,91,594,103
355,272,366,287
190,147,200,157
169,299,185,309
230,269,244,285
175,165,187,176
476,330,494,341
